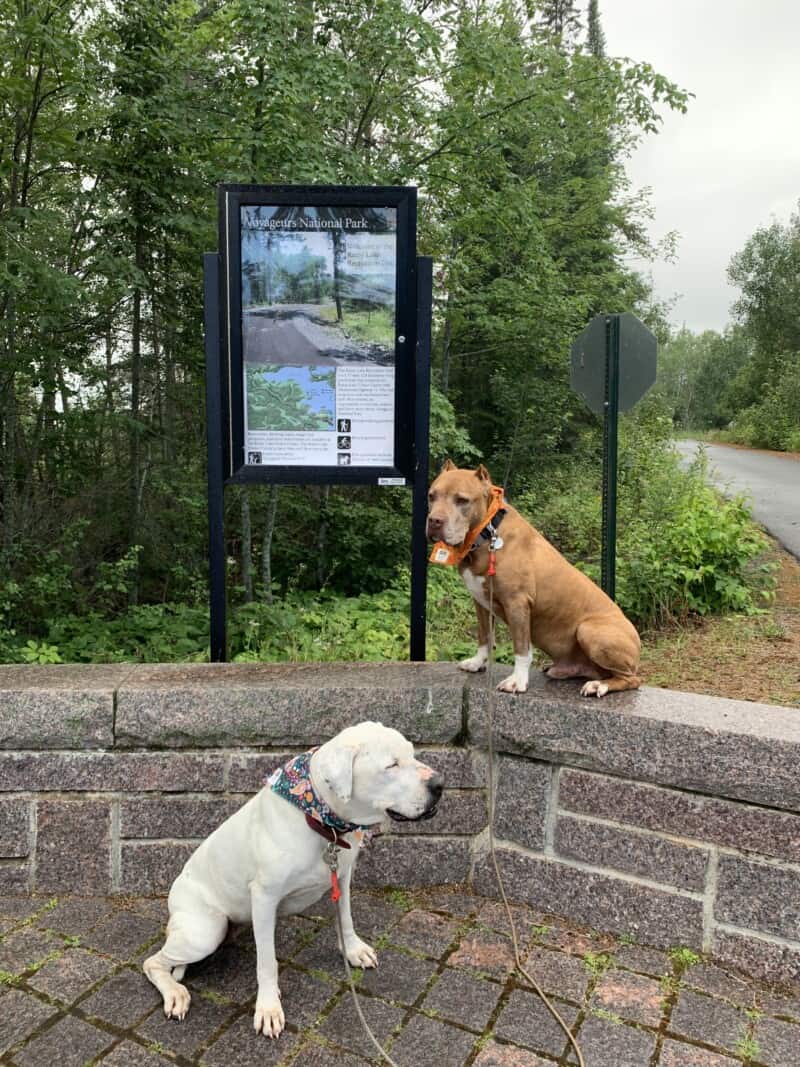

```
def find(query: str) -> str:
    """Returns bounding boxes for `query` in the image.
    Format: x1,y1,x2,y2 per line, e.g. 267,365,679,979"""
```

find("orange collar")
429,485,505,566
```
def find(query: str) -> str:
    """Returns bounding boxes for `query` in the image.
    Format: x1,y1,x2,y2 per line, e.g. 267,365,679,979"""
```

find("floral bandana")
267,749,373,845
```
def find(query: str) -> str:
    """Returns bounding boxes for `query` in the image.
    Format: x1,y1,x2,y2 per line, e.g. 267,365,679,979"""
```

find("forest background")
1,0,795,667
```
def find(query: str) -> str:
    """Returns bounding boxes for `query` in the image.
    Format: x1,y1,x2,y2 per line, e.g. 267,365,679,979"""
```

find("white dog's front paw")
458,645,488,673
163,983,191,1020
580,680,609,698
344,937,378,969
497,673,528,694
254,994,285,1038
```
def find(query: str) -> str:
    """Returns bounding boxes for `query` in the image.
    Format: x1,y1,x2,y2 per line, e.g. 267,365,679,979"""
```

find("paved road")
243,304,392,366
676,439,800,558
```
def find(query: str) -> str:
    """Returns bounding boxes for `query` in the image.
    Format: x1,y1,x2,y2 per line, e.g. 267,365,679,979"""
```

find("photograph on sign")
240,205,397,468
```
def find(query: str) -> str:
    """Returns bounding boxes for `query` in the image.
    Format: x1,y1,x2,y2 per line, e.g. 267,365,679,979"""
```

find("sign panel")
570,312,657,415
219,186,417,485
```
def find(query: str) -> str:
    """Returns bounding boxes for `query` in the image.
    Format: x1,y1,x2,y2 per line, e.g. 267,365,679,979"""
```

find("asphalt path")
242,304,392,366
675,439,800,559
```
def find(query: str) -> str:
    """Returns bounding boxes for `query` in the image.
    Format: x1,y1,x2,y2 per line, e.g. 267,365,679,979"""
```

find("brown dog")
427,461,641,696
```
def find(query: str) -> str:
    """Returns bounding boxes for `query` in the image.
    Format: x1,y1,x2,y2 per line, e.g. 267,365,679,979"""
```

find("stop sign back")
570,312,657,415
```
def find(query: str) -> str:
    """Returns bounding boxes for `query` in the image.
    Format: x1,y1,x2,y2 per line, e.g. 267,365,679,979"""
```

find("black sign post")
203,185,429,661
570,312,657,599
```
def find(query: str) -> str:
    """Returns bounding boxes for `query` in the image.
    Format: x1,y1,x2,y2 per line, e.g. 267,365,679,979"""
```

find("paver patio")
1,888,798,1066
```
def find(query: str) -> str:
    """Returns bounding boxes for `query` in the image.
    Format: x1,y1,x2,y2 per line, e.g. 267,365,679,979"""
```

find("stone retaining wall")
2,662,800,987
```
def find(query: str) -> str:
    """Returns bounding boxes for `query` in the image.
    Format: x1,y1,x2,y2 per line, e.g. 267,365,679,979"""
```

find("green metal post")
601,314,620,600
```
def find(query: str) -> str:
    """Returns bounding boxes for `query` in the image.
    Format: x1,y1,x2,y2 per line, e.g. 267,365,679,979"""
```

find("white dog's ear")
316,742,358,803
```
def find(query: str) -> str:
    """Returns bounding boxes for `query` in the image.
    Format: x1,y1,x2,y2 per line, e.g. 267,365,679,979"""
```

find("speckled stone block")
115,662,465,747
474,847,704,950
120,795,247,839
467,673,800,812
0,751,227,792
493,756,550,851
391,789,487,836
0,664,122,749
559,768,800,864
554,814,709,891
119,841,196,894
713,928,800,987
716,855,800,940
0,798,30,856
356,834,472,888
35,799,111,893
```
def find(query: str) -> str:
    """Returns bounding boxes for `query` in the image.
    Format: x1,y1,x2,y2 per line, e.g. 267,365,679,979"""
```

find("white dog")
143,721,442,1038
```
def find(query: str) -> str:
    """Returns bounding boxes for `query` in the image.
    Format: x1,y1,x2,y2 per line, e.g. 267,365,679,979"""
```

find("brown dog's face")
426,460,493,545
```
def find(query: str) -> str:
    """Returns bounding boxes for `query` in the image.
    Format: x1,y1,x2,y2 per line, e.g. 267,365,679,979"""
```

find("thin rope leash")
485,564,586,1067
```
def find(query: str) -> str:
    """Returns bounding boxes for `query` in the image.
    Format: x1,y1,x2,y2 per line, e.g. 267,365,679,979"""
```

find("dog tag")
491,536,504,550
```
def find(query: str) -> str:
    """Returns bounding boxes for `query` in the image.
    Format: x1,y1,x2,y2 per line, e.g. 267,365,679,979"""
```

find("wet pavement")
1,887,799,1066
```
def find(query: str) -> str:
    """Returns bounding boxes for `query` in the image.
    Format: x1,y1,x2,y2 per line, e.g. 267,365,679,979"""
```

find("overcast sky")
601,0,800,334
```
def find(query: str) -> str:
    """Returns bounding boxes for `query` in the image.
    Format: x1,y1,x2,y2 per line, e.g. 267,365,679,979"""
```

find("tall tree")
587,0,606,57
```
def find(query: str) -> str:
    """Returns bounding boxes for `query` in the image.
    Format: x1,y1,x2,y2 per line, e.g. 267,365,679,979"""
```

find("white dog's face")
311,721,442,826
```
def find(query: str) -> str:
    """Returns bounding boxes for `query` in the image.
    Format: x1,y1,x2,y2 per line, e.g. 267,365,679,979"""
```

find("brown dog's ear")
440,458,456,473
475,464,491,483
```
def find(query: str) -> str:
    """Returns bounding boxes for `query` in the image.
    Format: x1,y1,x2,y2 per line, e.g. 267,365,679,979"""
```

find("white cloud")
601,0,800,332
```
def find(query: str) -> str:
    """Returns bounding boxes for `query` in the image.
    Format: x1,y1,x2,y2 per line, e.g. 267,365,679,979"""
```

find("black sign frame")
218,184,417,486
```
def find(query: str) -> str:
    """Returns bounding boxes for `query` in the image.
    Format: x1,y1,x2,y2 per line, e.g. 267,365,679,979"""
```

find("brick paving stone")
0,988,57,1056
659,1039,740,1066
565,1015,656,1065
421,967,503,1032
476,899,540,939
421,887,481,918
28,946,116,1002
493,988,579,1058
39,896,115,938
754,1015,800,1067
278,965,339,1029
592,968,665,1027
135,988,236,1058
185,942,257,1004
447,929,516,978
292,925,347,978
290,1040,370,1066
472,1041,552,1065
388,908,460,957
14,1013,115,1067
518,946,590,1003
317,990,405,1058
349,893,407,941
536,921,617,957
356,946,437,1005
123,897,169,922
99,1040,174,1066
0,925,61,974
79,967,162,1027
0,894,43,922
201,1013,299,1066
82,909,162,960
669,990,748,1054
684,962,758,1006
614,942,672,976
388,1012,478,1066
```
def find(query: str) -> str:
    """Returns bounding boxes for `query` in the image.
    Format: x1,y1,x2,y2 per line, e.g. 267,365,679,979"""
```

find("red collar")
304,813,352,848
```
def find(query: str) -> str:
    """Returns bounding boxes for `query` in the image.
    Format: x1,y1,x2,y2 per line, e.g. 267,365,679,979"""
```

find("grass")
338,306,394,348
641,542,800,707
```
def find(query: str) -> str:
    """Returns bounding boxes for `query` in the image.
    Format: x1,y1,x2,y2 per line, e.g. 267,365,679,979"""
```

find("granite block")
0,751,226,792
80,966,162,1026
201,1013,299,1066
388,1013,478,1066
467,673,800,811
0,861,29,891
754,1015,800,1067
659,1040,739,1066
493,987,578,1056
0,797,30,856
319,990,405,1058
555,814,709,891
560,767,800,864
565,1015,656,1066
356,835,471,888
591,968,665,1026
421,967,503,1031
0,988,58,1056
0,664,122,749
120,795,247,839
669,989,747,1052
13,1013,115,1067
493,756,550,851
473,847,705,950
28,947,115,1002
115,662,464,747
716,855,800,940
35,799,111,893
473,1043,551,1066
391,789,487,836
135,987,237,1057
119,841,196,894
712,927,800,987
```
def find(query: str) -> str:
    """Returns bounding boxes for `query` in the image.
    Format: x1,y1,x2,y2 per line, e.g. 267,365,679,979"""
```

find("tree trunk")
241,488,254,602
316,484,330,589
128,224,145,607
261,484,279,603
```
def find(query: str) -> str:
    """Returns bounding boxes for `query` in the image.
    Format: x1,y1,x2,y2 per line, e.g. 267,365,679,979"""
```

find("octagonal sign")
570,312,657,414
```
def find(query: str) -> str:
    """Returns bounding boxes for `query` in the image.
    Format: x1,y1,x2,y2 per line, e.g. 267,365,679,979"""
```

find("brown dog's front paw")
497,674,528,694
580,680,609,698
